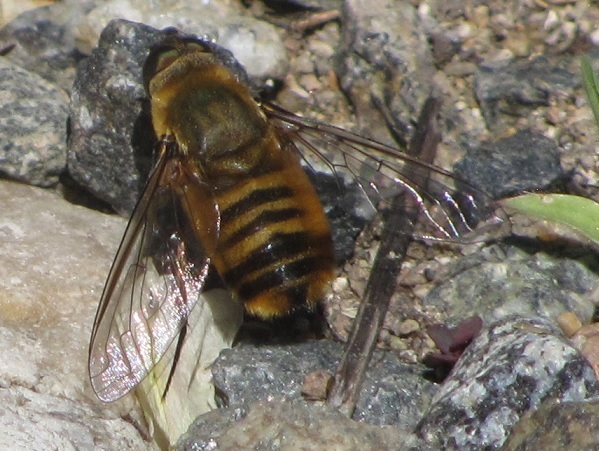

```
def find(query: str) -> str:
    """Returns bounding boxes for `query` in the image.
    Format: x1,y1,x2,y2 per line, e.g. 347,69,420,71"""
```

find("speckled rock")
417,316,599,450
73,0,288,83
0,180,155,450
212,340,437,429
474,56,580,132
502,400,599,451
454,129,565,198
336,0,435,145
176,400,430,451
0,58,68,186
424,246,597,326
3,0,599,450
0,386,149,451
308,171,367,262
67,19,166,213
0,0,94,91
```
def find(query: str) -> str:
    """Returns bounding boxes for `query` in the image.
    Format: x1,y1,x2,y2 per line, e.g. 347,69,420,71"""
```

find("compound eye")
142,45,176,92
153,48,180,73
142,38,211,93
180,39,210,54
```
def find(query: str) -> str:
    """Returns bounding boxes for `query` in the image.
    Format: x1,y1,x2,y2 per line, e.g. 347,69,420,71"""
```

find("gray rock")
336,0,435,145
502,400,599,451
0,386,151,451
0,0,95,91
308,171,367,263
474,56,579,131
212,340,437,429
0,180,154,450
176,400,430,451
0,58,68,186
454,129,564,198
0,179,123,397
424,246,598,325
68,20,170,213
74,1,288,84
264,0,343,10
417,316,599,450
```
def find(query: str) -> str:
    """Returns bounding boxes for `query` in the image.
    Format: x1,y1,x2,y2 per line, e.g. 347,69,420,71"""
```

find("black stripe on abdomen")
223,231,331,308
235,254,327,303
219,186,294,223
223,231,311,282
222,207,302,248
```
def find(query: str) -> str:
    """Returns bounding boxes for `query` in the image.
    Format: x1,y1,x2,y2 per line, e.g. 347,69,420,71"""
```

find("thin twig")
326,97,441,416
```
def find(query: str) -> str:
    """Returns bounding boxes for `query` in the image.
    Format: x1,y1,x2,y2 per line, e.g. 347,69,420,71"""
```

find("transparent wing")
88,141,220,402
263,103,509,242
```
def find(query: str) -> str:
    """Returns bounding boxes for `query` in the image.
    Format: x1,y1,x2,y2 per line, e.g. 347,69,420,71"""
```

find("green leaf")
582,56,599,130
501,193,599,244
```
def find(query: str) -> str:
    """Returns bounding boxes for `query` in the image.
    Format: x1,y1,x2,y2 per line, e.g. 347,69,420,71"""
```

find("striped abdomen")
211,152,334,318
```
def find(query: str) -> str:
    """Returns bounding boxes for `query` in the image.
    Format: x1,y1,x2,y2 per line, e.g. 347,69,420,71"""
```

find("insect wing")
88,143,219,402
264,103,508,242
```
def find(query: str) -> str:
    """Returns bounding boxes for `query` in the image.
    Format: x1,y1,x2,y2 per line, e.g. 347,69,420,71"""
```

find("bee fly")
88,31,507,403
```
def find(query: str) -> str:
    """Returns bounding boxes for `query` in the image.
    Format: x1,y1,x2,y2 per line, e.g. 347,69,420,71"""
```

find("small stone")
388,336,408,351
557,311,582,338
468,5,490,28
398,319,421,336
572,323,599,381
301,370,333,401
589,28,599,46
503,31,531,57
299,73,322,92
332,276,349,292
308,39,335,59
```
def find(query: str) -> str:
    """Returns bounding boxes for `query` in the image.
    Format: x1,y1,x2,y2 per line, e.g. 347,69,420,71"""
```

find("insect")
88,31,507,403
